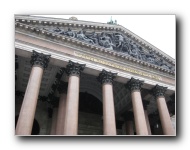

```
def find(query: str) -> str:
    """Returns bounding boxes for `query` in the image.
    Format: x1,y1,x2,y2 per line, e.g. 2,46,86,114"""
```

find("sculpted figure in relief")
87,32,99,45
48,27,174,72
76,30,94,44
53,27,62,33
138,47,147,61
113,33,125,51
98,32,115,50
61,28,75,38
128,42,141,59
146,51,156,64
159,59,170,70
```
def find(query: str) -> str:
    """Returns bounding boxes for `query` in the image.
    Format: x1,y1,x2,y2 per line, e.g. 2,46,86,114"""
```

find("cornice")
15,19,175,76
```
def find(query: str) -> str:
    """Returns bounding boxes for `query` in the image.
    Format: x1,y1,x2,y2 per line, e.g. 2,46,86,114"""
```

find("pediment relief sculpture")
44,27,175,72
15,17,175,74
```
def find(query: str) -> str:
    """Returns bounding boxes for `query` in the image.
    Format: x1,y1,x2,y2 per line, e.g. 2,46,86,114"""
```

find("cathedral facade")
15,15,175,136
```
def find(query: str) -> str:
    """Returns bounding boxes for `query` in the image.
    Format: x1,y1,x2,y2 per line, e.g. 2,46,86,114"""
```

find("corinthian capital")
125,77,144,92
65,60,86,77
30,50,51,69
152,84,167,98
97,69,117,85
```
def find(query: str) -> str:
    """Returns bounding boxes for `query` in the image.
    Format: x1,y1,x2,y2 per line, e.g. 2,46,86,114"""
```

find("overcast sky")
33,15,175,59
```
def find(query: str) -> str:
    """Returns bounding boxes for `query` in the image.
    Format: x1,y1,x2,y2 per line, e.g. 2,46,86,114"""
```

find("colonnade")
15,51,175,135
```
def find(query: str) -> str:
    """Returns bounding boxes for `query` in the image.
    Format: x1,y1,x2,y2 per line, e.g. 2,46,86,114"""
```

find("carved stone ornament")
152,84,167,98
125,77,144,92
57,80,68,94
97,69,117,85
30,50,51,69
66,60,86,77
45,27,175,72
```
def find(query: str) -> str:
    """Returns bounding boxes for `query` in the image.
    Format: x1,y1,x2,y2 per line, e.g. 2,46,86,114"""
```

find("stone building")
15,15,175,136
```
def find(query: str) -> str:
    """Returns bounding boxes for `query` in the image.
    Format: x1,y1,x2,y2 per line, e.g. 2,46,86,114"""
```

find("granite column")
16,50,50,135
98,69,117,135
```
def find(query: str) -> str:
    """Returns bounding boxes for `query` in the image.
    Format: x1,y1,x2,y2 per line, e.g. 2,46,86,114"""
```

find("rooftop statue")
107,16,117,25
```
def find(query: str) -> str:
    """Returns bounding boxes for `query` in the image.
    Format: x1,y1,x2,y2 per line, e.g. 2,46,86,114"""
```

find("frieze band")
74,52,162,81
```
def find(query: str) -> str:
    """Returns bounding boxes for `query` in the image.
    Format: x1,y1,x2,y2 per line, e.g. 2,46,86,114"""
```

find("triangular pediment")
15,15,175,75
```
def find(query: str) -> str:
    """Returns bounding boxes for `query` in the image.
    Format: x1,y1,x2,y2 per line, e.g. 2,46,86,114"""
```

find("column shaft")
144,110,152,135
157,97,175,135
102,84,116,135
56,93,67,135
16,66,43,135
64,76,79,135
131,91,148,135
